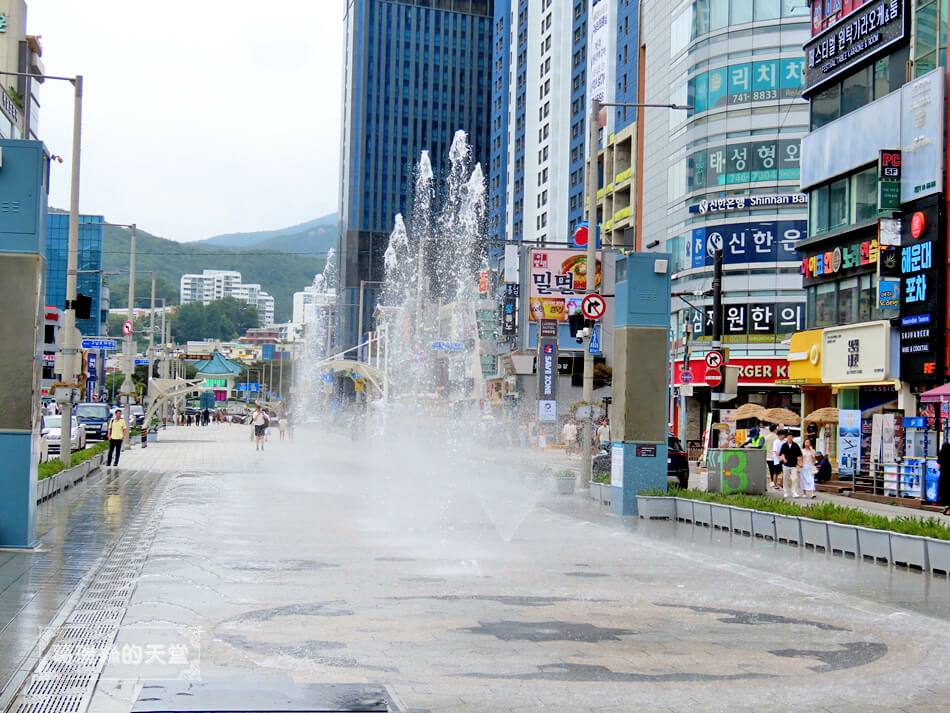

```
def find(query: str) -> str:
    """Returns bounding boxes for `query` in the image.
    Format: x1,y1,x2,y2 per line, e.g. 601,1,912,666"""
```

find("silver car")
41,415,86,453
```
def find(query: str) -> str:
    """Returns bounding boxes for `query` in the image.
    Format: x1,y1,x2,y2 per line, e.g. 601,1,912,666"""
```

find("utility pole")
146,271,156,410
580,97,602,488
58,75,83,467
121,224,137,450
710,248,723,447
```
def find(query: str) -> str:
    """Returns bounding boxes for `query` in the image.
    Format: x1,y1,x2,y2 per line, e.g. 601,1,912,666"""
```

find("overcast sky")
27,1,344,242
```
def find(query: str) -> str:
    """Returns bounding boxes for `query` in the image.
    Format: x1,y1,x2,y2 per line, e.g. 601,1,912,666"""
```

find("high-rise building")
0,1,32,139
45,214,105,338
337,0,494,349
637,0,811,446
179,269,275,326
489,1,591,246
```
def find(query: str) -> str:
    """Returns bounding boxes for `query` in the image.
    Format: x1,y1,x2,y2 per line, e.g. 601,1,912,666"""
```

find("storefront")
673,356,801,452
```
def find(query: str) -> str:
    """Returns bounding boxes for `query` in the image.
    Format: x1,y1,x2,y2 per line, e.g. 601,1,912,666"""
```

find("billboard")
529,249,602,322
690,220,806,268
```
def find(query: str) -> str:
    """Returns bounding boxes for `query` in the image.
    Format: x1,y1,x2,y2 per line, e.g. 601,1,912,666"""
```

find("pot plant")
551,468,577,495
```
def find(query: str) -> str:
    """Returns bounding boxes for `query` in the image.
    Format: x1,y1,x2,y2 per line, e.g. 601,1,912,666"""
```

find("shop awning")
919,383,950,403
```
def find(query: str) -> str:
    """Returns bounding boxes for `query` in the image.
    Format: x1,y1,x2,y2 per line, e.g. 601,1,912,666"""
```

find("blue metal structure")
0,140,49,549
611,252,671,516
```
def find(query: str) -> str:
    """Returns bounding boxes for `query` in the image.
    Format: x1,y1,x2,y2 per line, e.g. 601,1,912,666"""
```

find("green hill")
193,213,338,249
100,225,325,323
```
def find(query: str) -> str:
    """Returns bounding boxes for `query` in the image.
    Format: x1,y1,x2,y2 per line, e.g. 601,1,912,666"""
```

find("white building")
292,286,336,326
179,269,275,326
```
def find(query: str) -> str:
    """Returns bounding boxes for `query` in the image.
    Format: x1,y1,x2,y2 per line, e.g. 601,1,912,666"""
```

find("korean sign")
803,0,907,96
800,237,879,285
689,220,805,268
688,139,801,189
691,59,804,114
529,249,602,322
689,194,806,214
822,321,890,382
685,302,804,343
899,200,941,382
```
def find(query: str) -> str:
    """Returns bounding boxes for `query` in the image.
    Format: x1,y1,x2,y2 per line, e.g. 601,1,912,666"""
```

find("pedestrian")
778,430,804,498
518,421,528,449
938,442,950,514
763,425,779,488
561,418,578,456
105,408,127,467
285,414,294,441
596,417,611,449
278,415,287,441
800,438,818,498
251,405,269,450
741,427,763,448
815,451,832,483
771,427,785,489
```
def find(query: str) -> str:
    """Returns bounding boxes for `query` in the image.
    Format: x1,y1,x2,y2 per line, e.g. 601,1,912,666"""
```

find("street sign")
122,320,133,335
705,368,723,387
587,325,601,354
134,358,150,365
235,382,260,392
581,293,606,319
320,373,333,383
538,399,557,422
430,341,465,352
81,337,118,350
411,349,425,362
679,369,694,384
705,350,724,369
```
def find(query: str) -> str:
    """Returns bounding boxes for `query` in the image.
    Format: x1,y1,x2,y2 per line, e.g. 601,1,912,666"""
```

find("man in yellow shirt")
106,408,128,467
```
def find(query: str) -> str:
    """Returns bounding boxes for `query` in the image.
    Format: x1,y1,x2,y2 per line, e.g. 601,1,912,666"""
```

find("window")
837,277,858,325
841,65,870,116
828,177,849,229
851,167,877,223
810,83,840,130
731,0,753,24
710,0,729,29
814,283,836,328
753,0,780,21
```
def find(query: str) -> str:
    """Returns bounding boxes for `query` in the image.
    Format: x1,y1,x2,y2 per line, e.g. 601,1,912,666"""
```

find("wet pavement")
5,424,950,712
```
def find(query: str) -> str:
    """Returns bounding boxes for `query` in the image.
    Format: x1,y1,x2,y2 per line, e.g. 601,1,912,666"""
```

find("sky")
26,1,344,242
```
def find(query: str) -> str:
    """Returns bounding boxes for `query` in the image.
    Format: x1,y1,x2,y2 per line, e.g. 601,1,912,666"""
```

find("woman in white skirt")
800,438,818,499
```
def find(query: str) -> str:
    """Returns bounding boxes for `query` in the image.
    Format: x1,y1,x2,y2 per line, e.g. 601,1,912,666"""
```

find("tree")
169,297,259,342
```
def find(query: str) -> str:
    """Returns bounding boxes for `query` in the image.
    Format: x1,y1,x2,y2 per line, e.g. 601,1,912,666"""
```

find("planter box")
675,498,693,523
710,503,732,531
751,510,776,540
599,486,612,511
827,522,860,559
856,526,891,565
890,532,929,571
927,538,950,576
774,514,802,546
730,507,753,536
800,518,829,552
554,476,575,495
692,501,712,527
637,496,675,520
588,482,601,502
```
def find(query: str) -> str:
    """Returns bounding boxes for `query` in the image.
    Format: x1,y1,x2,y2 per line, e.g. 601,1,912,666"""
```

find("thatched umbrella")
764,407,801,425
727,403,768,421
803,406,839,425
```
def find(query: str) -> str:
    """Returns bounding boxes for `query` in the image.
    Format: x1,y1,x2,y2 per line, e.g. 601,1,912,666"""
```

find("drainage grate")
7,473,174,713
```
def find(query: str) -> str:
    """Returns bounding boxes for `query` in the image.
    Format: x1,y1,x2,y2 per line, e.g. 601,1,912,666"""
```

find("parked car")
592,432,689,489
128,404,145,427
75,402,112,441
41,415,85,453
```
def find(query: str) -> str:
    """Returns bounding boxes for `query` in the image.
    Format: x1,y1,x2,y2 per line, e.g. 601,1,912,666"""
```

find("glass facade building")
337,0,493,349
639,0,811,445
45,214,105,338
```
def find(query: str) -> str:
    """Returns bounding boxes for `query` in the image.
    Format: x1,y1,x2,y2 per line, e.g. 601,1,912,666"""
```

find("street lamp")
580,98,692,487
0,70,83,467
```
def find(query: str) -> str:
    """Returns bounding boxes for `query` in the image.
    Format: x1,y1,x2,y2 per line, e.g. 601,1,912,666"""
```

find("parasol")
763,407,801,426
803,406,839,425
727,403,768,421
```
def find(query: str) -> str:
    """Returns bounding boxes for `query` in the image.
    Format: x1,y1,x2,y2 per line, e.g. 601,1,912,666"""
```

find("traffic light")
74,293,92,320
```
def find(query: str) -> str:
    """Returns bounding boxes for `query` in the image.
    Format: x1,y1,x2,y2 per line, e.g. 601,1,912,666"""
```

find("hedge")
640,487,950,542
38,441,109,480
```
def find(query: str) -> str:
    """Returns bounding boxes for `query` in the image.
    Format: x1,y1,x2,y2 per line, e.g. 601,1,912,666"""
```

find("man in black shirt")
815,452,832,483
778,431,804,498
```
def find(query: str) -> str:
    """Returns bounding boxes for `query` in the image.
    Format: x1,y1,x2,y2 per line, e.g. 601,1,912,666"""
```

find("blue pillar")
609,253,672,516
0,140,49,549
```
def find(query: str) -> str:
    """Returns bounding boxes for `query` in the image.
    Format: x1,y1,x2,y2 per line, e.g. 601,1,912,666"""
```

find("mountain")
193,213,338,250
100,224,326,323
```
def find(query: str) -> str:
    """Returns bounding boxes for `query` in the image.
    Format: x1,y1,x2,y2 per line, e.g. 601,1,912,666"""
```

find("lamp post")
357,280,385,362
580,98,692,487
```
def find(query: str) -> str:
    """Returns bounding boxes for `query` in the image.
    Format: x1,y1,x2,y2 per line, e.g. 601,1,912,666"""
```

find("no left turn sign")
581,293,606,320
705,350,723,369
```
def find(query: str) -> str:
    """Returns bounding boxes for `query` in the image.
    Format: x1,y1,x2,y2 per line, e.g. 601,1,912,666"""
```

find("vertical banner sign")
502,295,517,336
877,150,901,212
838,409,861,475
537,334,558,422
899,201,941,381
503,244,519,283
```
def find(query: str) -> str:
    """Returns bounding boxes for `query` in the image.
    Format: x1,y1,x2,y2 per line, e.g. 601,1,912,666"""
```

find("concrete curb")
37,452,106,504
